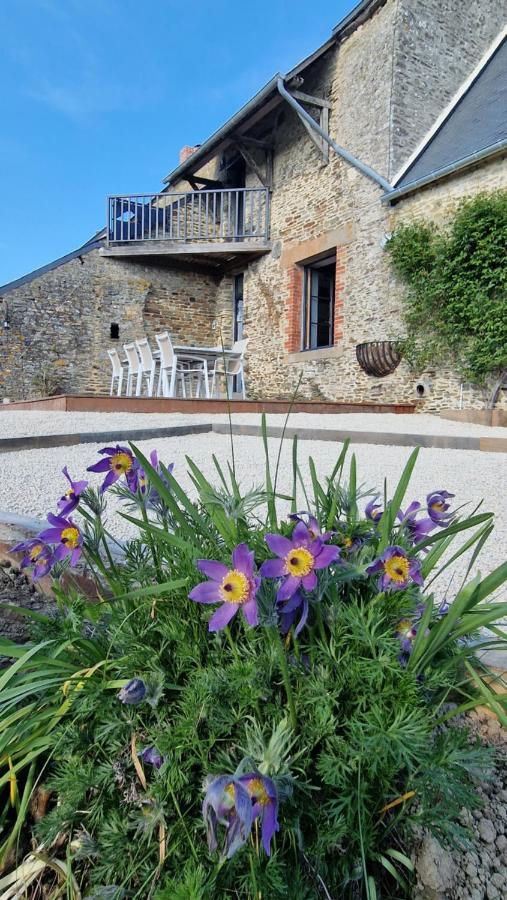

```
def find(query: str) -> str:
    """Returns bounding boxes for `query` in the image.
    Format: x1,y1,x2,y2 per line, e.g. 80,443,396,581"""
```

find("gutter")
383,138,507,203
276,77,392,192
163,75,281,185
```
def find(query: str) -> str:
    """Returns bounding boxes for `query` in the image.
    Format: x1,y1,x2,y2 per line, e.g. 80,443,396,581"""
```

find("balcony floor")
99,240,271,270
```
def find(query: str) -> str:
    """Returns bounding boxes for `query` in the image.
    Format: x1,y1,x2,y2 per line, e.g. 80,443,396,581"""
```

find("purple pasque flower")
365,495,383,522
397,501,435,545
238,774,279,856
57,467,88,516
261,521,339,602
117,678,146,705
38,513,83,566
395,618,418,654
87,445,136,493
11,537,54,579
427,490,455,525
289,511,333,542
189,543,260,632
131,451,174,498
279,590,309,637
139,746,164,769
202,775,253,860
366,545,423,592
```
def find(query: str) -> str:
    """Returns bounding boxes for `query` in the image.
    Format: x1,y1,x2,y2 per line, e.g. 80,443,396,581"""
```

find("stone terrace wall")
390,0,504,177
0,250,221,399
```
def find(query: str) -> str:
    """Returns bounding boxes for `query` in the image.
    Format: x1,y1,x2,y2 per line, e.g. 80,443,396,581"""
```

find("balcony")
100,188,271,267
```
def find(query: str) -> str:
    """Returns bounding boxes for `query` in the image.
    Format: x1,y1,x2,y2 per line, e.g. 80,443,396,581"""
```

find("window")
110,323,120,340
302,256,335,350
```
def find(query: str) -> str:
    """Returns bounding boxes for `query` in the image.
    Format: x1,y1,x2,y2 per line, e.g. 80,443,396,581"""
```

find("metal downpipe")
276,76,392,193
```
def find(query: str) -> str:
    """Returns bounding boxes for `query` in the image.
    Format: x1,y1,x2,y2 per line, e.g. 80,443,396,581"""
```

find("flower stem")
270,626,297,731
168,785,199,864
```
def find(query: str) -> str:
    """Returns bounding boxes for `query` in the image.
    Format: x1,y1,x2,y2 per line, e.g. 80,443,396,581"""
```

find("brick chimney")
179,145,200,164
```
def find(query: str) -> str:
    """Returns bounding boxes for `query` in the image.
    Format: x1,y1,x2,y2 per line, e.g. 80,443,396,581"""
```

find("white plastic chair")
107,349,125,397
155,332,205,398
211,339,248,399
135,338,158,397
123,342,140,397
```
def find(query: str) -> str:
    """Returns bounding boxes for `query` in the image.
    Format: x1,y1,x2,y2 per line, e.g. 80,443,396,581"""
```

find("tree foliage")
387,191,507,404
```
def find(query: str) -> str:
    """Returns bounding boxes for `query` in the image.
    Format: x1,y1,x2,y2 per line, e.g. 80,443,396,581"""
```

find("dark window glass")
110,323,120,340
302,258,335,350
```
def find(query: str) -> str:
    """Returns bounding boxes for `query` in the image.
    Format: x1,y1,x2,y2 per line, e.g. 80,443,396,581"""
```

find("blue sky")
0,0,356,285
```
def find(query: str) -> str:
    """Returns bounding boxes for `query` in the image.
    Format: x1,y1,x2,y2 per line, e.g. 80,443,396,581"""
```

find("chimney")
179,144,200,164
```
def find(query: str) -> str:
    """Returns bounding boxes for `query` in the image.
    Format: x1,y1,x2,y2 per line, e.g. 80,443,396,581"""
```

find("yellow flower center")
343,537,353,549
372,509,381,520
65,488,75,500
110,451,133,475
61,527,80,549
384,555,410,583
220,570,250,604
245,778,270,806
397,618,414,638
431,501,444,511
285,547,314,577
29,544,44,561
223,782,236,809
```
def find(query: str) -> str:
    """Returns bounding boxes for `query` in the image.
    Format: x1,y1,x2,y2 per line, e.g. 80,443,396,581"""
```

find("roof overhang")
163,75,282,186
383,138,507,203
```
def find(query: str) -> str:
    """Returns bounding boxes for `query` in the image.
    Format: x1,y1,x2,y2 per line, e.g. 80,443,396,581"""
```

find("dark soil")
0,561,57,644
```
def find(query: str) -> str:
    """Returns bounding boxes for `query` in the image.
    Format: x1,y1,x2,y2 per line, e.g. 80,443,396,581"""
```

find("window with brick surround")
302,255,335,350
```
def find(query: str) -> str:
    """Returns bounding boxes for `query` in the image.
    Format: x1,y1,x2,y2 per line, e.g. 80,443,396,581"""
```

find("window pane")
302,260,335,350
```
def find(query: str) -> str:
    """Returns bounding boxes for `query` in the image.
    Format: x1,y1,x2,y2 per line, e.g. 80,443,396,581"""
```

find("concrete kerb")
0,422,506,455
0,423,212,454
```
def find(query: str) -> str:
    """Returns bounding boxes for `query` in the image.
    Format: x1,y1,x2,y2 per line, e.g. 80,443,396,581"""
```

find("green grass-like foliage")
0,437,506,899
386,191,507,404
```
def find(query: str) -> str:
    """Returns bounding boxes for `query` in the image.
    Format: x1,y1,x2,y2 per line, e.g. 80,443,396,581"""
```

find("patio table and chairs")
106,332,246,399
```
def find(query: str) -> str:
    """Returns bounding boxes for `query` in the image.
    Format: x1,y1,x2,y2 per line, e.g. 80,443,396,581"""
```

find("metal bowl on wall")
355,341,402,378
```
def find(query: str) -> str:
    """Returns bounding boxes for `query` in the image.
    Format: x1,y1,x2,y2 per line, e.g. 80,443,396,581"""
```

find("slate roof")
394,34,507,193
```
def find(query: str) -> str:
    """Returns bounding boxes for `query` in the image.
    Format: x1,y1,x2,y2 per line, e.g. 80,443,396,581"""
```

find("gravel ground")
413,712,507,900
0,432,505,604
0,409,506,439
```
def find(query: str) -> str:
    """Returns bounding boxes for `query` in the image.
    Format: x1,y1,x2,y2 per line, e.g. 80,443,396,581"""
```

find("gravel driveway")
0,430,504,605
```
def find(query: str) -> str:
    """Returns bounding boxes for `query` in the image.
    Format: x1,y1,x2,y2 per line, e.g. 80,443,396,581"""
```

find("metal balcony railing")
106,188,270,245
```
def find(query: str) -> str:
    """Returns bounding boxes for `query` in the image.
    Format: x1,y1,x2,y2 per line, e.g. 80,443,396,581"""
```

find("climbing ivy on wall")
386,191,507,406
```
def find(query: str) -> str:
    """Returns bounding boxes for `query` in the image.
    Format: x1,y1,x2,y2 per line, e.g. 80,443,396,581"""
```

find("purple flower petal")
294,596,309,636
366,558,383,575
38,527,63,543
208,602,239,632
189,582,223,604
260,558,286,578
260,798,279,855
265,533,292,558
302,570,317,591
313,545,339,569
87,458,111,473
232,543,254,578
242,597,258,627
100,469,118,492
277,575,301,602
196,559,229,582
292,520,311,545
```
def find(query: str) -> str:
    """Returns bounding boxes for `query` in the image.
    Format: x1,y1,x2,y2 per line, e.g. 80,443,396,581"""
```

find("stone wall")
236,0,507,411
390,0,504,177
0,250,221,399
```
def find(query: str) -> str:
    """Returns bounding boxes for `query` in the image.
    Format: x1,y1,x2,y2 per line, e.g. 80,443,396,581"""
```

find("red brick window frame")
285,246,346,353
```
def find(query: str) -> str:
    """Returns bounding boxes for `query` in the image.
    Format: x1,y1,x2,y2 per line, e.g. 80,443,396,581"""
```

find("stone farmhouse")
1,0,506,409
